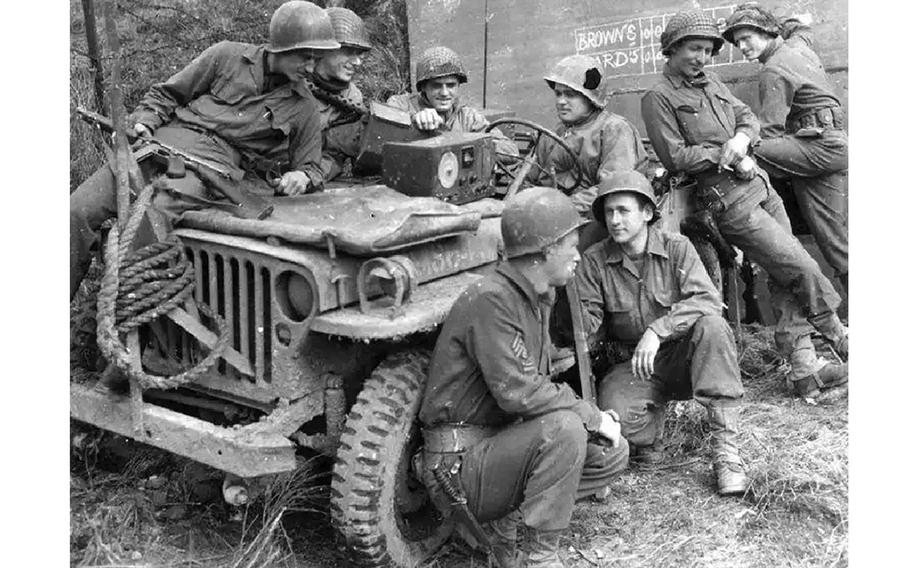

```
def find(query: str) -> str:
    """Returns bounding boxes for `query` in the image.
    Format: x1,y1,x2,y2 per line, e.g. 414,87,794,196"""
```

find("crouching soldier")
530,55,648,218
723,3,849,294
418,187,629,568
306,7,371,181
386,46,519,157
640,10,848,398
575,171,748,496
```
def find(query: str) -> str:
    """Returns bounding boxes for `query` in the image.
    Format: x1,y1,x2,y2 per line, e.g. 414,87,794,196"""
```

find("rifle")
76,107,273,220
566,278,595,405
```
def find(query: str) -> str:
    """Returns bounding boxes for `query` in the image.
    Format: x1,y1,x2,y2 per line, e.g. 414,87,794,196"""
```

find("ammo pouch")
694,170,741,215
787,106,846,133
417,423,498,513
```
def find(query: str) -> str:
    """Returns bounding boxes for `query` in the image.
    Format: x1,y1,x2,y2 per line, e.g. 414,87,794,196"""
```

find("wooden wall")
405,0,848,135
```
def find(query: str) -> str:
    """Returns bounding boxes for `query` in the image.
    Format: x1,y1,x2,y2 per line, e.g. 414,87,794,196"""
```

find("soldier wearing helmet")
70,1,337,299
640,10,848,399
530,54,649,217
575,171,748,496
386,46,518,158
723,3,849,295
419,187,629,568
305,7,372,180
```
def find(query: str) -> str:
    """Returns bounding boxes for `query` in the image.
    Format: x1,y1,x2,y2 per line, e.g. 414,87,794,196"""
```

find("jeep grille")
185,244,273,384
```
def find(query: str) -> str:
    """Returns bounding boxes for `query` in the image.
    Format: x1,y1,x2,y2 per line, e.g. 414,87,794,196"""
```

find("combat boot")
790,361,848,398
485,511,521,568
706,404,748,497
524,528,565,568
808,312,848,361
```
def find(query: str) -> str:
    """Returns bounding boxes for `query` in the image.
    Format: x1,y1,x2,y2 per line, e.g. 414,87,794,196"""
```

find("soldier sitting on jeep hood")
305,7,372,181
70,0,335,300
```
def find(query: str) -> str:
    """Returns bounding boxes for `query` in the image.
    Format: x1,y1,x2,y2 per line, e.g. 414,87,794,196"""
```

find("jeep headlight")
275,269,316,322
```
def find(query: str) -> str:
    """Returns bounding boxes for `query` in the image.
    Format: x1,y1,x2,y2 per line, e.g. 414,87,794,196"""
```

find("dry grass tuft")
71,430,332,568
227,458,330,568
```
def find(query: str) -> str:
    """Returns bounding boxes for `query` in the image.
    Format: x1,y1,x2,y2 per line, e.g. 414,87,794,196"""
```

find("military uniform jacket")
531,110,648,216
312,81,365,181
419,263,602,431
575,226,722,344
755,34,842,138
131,41,324,185
385,92,519,157
640,64,760,176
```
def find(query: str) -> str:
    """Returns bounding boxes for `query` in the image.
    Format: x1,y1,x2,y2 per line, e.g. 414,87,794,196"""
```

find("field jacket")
756,34,843,138
131,41,324,186
419,262,602,432
530,109,648,217
575,226,722,344
640,64,760,176
385,92,519,157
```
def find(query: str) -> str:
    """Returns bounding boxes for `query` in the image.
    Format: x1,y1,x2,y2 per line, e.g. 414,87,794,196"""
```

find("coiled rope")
96,180,230,391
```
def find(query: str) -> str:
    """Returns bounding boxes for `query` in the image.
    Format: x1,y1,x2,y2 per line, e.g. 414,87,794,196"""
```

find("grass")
70,325,848,567
70,429,332,568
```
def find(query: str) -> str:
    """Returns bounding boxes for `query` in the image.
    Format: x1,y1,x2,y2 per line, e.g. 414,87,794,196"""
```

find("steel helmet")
544,54,606,108
722,3,781,43
660,10,725,56
415,46,467,89
591,171,660,225
267,1,340,53
502,187,585,258
326,7,372,51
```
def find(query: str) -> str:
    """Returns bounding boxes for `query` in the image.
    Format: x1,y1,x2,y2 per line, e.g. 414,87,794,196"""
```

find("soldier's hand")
275,171,311,196
134,123,153,138
718,132,751,171
734,155,757,180
596,409,622,446
412,109,444,131
632,328,661,380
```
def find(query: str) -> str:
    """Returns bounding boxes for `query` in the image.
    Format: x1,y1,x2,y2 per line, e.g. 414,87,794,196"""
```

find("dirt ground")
70,325,848,568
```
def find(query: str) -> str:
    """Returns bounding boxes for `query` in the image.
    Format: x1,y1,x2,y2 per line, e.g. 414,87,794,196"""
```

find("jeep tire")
331,350,452,567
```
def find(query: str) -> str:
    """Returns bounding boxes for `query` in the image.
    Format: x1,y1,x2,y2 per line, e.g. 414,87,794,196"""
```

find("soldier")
530,54,649,218
385,46,519,157
640,10,848,399
418,187,629,568
723,3,848,294
305,7,371,181
70,0,337,299
576,171,747,495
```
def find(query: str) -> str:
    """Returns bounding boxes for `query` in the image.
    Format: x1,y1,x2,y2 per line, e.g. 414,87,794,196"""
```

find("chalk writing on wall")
573,5,747,78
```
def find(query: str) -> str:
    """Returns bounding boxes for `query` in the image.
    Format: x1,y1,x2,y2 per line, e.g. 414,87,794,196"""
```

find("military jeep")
70,105,604,567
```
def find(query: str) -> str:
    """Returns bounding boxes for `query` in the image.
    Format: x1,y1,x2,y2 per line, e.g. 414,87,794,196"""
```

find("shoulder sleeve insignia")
510,332,536,373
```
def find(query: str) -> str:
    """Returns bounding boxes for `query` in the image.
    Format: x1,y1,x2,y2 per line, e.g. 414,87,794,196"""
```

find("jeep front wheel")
331,350,452,567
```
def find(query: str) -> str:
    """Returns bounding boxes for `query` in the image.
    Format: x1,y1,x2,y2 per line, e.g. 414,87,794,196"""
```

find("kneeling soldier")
418,187,629,568
575,171,748,496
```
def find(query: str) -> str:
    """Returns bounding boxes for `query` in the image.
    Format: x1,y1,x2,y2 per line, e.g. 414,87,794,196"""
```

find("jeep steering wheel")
484,117,583,197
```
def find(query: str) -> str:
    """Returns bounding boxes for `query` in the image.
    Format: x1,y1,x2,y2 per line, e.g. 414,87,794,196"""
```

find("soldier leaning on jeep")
385,46,519,159
70,0,334,300
529,54,649,219
723,3,849,294
640,10,848,398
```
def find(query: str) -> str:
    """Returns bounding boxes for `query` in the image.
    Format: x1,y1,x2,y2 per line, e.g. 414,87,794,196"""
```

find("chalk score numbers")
572,5,748,79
